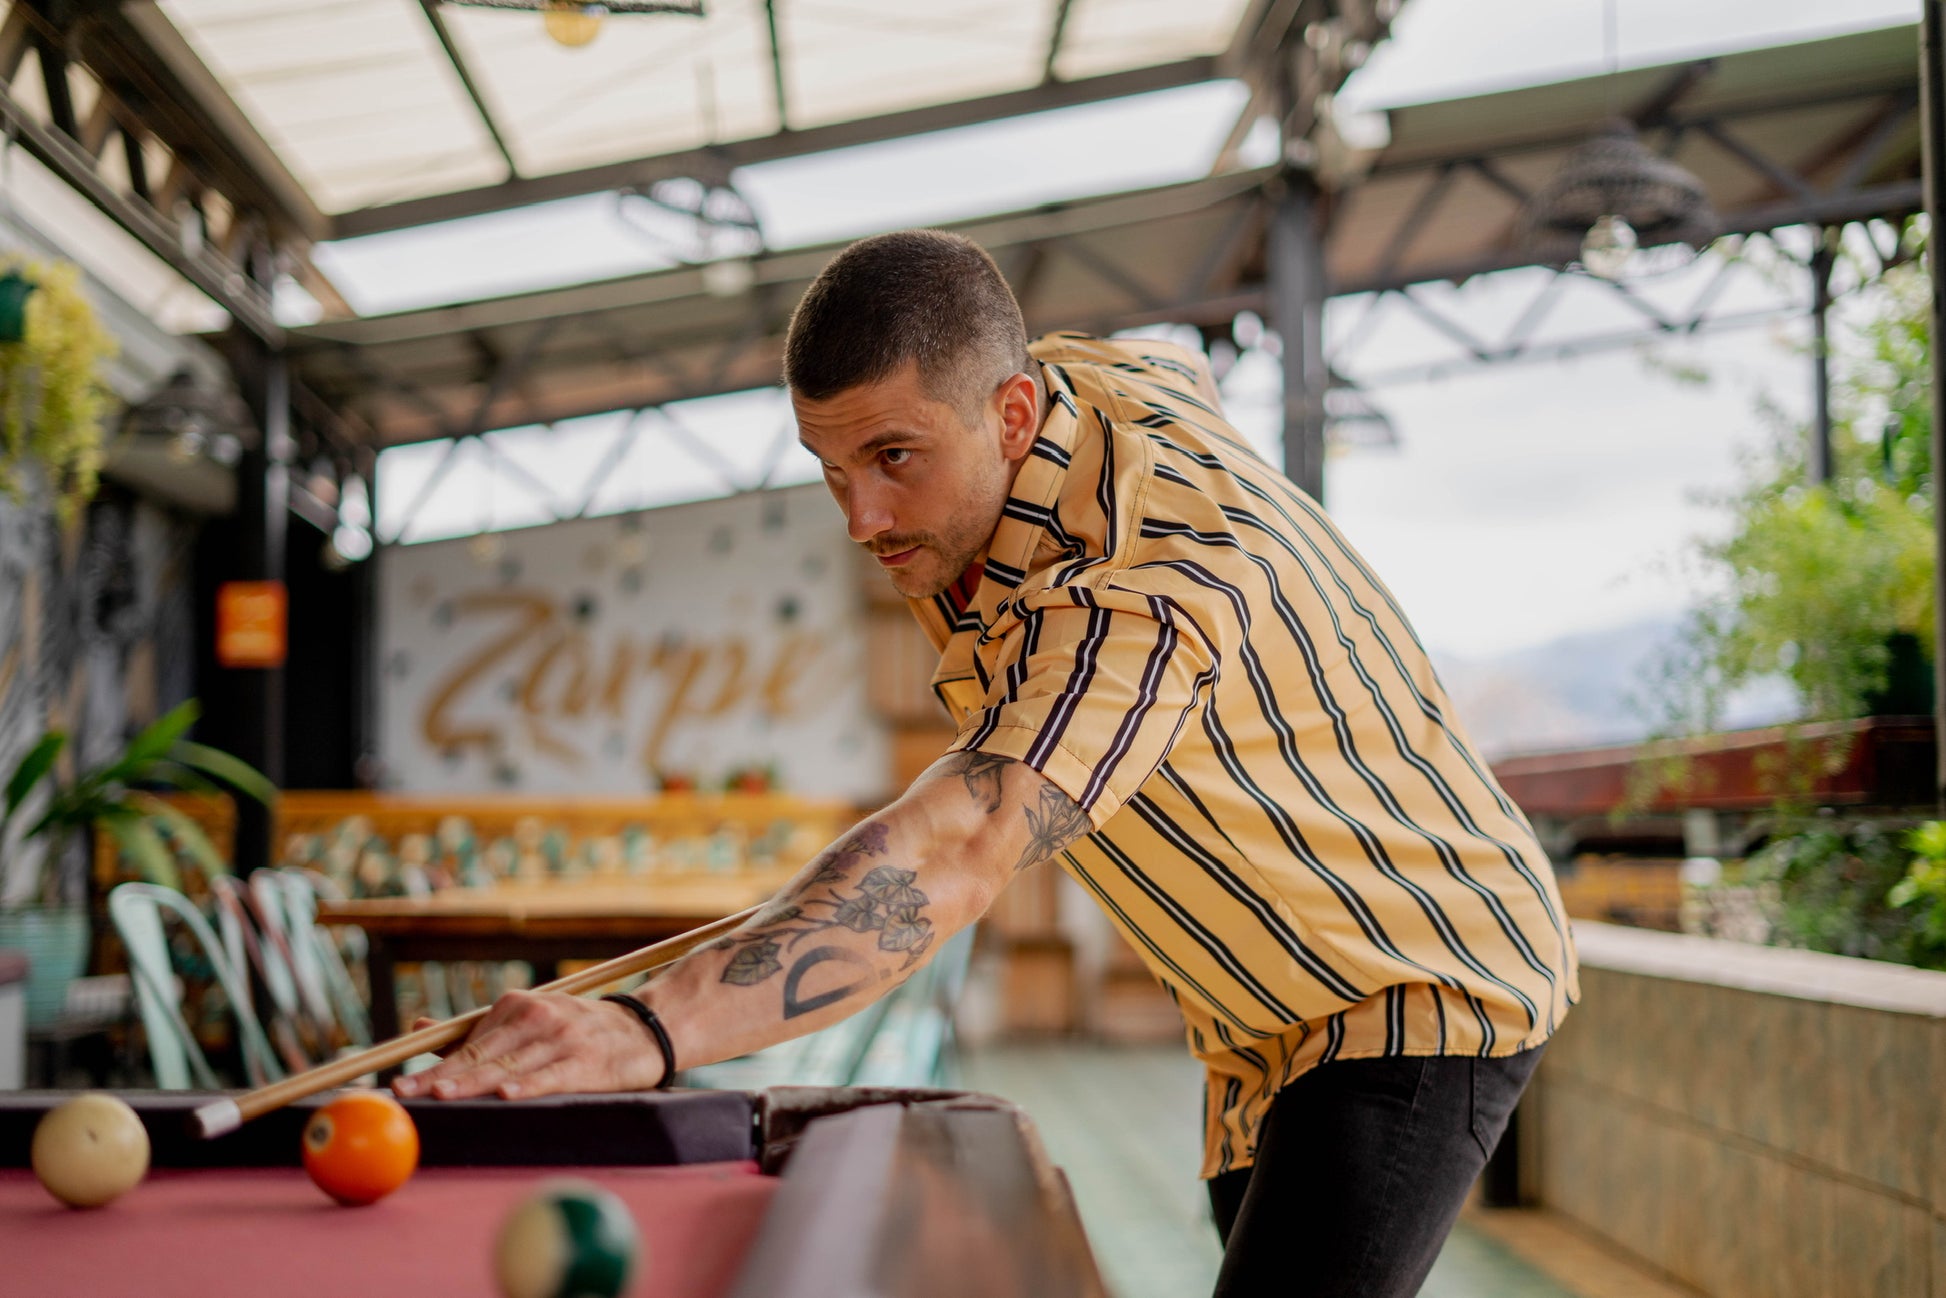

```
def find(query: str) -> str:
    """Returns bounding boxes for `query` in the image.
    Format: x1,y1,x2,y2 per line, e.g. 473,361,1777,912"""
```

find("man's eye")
881,448,911,466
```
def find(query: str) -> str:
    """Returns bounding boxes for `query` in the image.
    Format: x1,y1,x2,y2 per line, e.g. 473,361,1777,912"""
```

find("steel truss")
1326,219,1913,390
0,1,353,341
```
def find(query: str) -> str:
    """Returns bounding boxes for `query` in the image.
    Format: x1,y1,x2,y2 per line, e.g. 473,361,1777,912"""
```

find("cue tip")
190,1098,242,1140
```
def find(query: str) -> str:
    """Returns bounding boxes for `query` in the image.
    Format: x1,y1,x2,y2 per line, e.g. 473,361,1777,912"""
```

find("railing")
1519,920,1946,1297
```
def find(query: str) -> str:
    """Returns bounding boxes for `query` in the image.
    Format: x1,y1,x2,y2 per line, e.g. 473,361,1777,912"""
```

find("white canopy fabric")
153,0,1253,216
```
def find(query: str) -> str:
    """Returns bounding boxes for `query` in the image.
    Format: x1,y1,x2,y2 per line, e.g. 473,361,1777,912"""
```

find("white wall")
376,484,889,802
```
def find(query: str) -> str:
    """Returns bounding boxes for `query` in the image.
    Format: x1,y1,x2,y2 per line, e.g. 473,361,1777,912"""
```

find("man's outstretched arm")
392,750,1090,1101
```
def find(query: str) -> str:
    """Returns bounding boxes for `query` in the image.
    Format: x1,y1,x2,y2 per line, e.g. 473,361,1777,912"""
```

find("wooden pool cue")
189,903,761,1140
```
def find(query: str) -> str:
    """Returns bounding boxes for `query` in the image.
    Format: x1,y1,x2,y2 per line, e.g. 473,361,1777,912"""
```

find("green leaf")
105,814,180,892
3,731,65,826
94,700,200,786
20,788,83,841
171,741,277,805
1908,821,1946,863
142,800,230,878
144,760,221,798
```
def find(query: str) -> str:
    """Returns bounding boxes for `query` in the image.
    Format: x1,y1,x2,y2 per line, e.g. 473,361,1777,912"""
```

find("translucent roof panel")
1054,0,1253,82
148,0,1265,219
778,0,1048,131
441,0,780,176
158,0,508,212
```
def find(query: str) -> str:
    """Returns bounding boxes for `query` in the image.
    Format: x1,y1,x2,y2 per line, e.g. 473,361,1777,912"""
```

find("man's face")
794,361,1040,599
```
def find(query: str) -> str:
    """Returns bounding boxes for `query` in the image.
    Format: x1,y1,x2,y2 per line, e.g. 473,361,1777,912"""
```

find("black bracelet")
601,993,677,1089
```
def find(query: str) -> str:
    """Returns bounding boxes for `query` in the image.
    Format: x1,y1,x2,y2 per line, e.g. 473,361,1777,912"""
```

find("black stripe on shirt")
1144,537,1544,1028
1126,792,1368,1004
1210,503,1566,1008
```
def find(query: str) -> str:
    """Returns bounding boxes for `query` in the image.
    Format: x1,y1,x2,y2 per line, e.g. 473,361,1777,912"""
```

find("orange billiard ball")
301,1091,419,1205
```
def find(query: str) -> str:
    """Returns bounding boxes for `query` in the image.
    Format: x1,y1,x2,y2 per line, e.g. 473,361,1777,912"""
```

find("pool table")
0,1086,1106,1298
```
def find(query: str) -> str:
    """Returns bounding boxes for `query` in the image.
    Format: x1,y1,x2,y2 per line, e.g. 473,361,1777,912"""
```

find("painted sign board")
375,485,890,801
215,580,288,668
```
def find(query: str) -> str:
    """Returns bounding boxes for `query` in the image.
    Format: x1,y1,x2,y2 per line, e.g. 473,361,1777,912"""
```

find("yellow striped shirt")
908,333,1579,1177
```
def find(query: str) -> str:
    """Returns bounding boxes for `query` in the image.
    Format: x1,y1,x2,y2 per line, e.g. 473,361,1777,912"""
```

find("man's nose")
845,482,893,544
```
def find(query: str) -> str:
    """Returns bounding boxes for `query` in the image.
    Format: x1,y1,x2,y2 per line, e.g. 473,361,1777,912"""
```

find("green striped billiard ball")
495,1179,640,1298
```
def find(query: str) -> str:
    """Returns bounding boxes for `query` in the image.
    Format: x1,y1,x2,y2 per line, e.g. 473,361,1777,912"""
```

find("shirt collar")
905,362,1083,653
977,361,1081,604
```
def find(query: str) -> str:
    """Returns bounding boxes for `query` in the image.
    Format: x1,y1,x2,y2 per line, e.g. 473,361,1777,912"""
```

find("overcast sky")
333,0,1918,664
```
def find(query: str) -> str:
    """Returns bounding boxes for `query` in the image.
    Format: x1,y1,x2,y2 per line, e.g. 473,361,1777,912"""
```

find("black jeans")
1206,1046,1544,1298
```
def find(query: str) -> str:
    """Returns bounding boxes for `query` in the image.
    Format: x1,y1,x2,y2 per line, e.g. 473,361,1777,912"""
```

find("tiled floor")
957,1042,1621,1298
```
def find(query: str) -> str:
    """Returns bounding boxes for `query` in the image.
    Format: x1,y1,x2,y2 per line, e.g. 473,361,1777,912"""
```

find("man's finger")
400,1026,527,1099
393,1003,529,1097
497,1055,582,1102
428,1034,561,1101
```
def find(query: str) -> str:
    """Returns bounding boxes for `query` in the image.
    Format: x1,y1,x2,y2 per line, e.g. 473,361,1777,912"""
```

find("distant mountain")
1431,618,1798,760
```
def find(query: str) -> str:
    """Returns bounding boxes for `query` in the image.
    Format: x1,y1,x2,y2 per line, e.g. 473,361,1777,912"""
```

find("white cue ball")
31,1093,151,1208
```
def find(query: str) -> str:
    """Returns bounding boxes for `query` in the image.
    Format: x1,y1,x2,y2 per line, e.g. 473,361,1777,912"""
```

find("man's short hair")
783,230,1033,421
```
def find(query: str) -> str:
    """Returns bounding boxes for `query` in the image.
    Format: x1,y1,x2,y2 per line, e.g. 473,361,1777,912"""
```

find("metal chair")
107,883,285,1089
266,869,373,1049
209,875,315,1074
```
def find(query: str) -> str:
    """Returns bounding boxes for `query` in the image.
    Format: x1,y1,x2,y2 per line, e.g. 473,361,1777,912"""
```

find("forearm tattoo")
708,756,1092,1021
1014,782,1091,872
712,822,935,1018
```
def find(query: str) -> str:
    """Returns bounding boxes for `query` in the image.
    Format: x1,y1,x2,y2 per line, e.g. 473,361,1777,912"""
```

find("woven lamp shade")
1522,119,1716,274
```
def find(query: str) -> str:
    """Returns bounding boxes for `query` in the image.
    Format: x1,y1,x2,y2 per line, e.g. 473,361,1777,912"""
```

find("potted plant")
0,699,274,1026
0,254,118,523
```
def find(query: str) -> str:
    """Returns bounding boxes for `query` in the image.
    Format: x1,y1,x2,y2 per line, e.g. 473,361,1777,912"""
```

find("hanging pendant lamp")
1522,118,1716,279
439,0,704,49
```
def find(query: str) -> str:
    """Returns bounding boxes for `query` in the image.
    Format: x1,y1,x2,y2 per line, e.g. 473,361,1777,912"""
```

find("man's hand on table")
390,992,665,1101
392,753,1095,1105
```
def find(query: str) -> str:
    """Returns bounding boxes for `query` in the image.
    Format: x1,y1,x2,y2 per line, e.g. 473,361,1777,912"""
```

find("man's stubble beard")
880,464,1009,600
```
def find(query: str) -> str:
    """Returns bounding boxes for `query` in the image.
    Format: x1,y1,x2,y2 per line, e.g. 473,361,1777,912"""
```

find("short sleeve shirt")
906,334,1579,1178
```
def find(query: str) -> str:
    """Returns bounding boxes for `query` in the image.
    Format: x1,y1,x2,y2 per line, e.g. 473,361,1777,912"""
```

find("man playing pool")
396,230,1579,1298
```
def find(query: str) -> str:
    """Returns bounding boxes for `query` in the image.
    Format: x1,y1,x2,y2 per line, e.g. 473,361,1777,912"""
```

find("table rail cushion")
735,1100,1108,1298
0,1090,757,1168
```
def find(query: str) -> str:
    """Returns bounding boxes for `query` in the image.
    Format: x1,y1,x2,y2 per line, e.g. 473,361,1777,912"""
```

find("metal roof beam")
1337,178,1922,296
1179,192,1264,300
1350,303,1789,388
0,6,30,84
1042,0,1076,84
1368,82,1917,180
79,3,329,242
31,23,76,139
1696,117,1821,202
416,0,520,179
763,0,790,132
1373,161,1456,283
1628,58,1717,128
1832,91,1920,192
1218,0,1310,80
0,75,282,340
1059,239,1167,312
310,169,1269,343
332,55,1220,238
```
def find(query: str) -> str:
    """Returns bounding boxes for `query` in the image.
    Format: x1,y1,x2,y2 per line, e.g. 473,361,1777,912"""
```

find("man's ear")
995,370,1042,463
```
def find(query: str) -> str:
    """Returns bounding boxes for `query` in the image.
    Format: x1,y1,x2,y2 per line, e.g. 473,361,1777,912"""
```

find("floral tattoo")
714,822,935,1017
1013,783,1091,872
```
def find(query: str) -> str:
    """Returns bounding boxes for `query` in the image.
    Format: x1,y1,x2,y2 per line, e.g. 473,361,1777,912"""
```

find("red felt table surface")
0,1160,776,1298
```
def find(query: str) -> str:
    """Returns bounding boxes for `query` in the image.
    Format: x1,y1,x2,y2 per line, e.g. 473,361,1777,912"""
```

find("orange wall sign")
216,580,288,668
